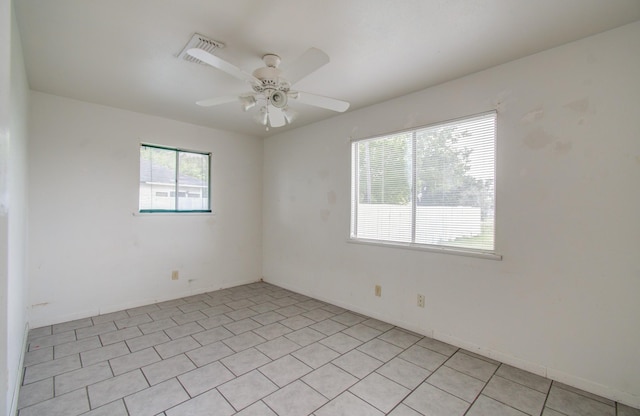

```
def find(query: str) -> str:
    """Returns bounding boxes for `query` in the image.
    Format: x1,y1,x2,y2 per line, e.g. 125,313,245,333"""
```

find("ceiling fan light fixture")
255,106,269,126
239,95,257,111
282,107,297,124
269,90,288,109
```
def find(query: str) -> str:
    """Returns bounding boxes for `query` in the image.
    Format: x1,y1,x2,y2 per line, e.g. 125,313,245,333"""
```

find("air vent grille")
178,33,224,64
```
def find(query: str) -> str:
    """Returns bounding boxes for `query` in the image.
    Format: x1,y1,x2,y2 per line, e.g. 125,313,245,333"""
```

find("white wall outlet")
375,285,382,297
171,270,179,280
417,294,425,308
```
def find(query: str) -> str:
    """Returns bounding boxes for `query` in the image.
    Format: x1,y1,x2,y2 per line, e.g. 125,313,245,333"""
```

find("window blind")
351,111,496,253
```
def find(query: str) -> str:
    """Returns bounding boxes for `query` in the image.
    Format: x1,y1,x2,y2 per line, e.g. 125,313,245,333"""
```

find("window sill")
347,238,502,260
133,211,215,216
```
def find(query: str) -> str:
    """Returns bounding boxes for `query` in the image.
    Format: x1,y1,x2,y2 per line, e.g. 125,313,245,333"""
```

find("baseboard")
29,278,261,328
263,278,640,409
9,322,29,416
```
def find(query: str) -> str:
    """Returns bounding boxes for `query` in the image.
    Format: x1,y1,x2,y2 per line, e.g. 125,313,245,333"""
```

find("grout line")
539,380,556,415
460,360,500,415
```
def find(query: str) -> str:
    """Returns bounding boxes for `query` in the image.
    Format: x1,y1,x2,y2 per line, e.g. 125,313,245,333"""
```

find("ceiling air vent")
177,33,225,64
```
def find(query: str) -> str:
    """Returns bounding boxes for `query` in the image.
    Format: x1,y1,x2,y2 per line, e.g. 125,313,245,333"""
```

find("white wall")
0,0,11,412
28,92,263,327
263,21,640,407
1,0,30,414
0,0,10,410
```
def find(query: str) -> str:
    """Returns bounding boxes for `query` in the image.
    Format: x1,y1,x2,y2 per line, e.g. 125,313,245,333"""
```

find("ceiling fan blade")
187,48,261,84
282,47,330,85
268,107,286,127
293,91,350,112
195,95,239,107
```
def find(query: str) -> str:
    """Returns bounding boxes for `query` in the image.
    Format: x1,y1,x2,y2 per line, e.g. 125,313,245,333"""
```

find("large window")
350,111,497,255
139,144,211,213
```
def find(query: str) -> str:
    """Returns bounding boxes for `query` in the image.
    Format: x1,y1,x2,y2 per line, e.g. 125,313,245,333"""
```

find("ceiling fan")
187,47,350,130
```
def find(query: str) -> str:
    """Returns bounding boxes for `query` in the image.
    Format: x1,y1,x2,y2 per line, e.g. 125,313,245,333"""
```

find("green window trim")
139,143,212,213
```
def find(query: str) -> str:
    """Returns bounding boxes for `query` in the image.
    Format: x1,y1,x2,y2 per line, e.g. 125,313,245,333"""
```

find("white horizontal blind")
351,111,496,253
352,132,413,242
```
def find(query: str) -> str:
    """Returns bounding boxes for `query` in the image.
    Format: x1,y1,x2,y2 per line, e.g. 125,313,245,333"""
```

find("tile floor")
18,282,640,416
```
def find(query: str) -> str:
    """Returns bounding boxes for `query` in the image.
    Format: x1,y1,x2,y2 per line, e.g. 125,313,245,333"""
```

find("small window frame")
139,143,212,214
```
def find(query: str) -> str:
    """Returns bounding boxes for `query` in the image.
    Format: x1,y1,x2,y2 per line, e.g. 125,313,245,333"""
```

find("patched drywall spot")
524,128,555,150
491,90,512,112
320,209,330,222
327,191,337,205
521,107,544,124
317,169,329,180
554,141,573,156
111,149,127,160
404,113,418,128
564,97,590,113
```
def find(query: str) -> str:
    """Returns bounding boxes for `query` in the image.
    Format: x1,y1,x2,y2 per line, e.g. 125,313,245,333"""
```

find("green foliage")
357,125,493,216
416,126,475,206
179,152,208,182
141,146,208,183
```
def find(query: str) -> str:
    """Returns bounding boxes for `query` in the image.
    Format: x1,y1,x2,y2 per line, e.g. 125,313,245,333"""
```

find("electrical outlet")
171,270,179,280
417,294,425,308
375,285,382,297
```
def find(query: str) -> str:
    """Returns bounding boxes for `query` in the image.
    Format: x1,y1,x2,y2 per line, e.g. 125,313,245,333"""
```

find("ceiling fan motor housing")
252,54,291,99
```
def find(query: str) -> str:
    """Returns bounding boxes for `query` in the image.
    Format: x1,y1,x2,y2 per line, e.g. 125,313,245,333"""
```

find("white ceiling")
14,0,640,138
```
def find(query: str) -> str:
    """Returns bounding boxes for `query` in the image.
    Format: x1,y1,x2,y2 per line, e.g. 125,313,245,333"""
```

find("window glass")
139,144,210,213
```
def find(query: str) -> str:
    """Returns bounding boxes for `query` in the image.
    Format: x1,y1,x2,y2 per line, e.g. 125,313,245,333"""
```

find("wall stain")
521,107,544,124
320,209,330,222
327,191,336,205
404,113,418,128
524,128,555,150
564,97,590,113
317,170,329,180
554,141,573,156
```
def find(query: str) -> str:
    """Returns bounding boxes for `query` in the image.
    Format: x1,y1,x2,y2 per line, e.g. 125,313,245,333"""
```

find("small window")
350,111,497,255
139,144,211,213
